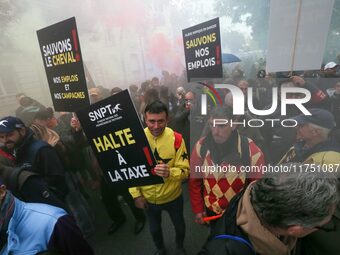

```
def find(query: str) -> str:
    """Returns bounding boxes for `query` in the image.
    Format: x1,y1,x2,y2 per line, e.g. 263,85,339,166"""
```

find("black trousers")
146,195,186,249
100,178,145,222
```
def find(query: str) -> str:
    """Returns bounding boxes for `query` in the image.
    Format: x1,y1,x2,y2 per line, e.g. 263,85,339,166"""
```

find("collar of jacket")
13,129,37,160
236,184,297,255
294,138,340,161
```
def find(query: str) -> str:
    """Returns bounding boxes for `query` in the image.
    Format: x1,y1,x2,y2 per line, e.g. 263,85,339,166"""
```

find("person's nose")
211,127,219,136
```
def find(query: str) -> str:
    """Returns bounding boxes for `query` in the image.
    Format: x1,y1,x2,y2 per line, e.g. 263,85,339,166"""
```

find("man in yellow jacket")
279,108,340,255
129,100,190,255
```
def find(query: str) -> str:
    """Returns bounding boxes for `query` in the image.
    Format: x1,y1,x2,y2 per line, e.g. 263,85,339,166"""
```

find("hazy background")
0,0,339,115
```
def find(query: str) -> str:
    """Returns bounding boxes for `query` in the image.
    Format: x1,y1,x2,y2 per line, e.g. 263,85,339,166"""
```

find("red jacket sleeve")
248,139,266,181
189,139,205,214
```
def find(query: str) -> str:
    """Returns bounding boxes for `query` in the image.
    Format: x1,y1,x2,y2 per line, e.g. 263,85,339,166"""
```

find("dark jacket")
198,190,255,255
330,92,340,128
14,129,68,200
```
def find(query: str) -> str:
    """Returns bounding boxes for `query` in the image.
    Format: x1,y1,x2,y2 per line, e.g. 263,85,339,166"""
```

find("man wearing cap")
0,116,68,206
319,61,340,90
324,61,339,75
278,108,339,165
278,108,340,255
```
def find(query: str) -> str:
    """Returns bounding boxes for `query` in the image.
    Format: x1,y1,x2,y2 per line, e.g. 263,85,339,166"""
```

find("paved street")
87,183,208,255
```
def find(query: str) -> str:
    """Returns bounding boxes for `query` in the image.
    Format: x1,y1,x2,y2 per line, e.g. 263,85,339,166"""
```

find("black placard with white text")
182,18,222,81
37,17,90,112
76,90,163,187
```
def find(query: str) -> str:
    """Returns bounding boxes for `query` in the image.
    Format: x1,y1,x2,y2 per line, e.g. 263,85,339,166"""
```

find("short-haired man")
279,108,340,254
0,184,93,254
189,106,265,227
129,100,190,255
199,167,339,255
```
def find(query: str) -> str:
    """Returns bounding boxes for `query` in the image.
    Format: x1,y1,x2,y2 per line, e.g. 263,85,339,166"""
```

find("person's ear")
19,127,26,136
286,225,304,236
0,185,7,201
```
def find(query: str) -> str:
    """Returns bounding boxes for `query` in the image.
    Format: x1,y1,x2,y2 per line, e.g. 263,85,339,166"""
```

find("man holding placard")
129,101,190,255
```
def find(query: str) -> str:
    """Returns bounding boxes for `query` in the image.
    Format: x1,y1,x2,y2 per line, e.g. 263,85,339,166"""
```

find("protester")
317,61,340,91
34,107,58,129
184,90,207,152
198,167,339,255
129,84,141,111
0,184,94,254
0,116,68,208
15,94,46,126
328,81,340,128
175,87,186,108
189,106,265,228
29,122,96,238
279,108,339,165
110,86,123,95
171,94,190,154
129,100,190,255
88,87,103,104
278,108,340,255
85,88,146,235
260,76,328,163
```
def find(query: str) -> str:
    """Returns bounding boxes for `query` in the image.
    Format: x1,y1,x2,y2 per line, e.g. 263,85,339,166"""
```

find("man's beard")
4,141,15,150
5,134,24,150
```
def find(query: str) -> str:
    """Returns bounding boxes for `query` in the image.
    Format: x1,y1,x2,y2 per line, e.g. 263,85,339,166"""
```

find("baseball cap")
324,61,338,70
0,116,25,133
294,108,336,129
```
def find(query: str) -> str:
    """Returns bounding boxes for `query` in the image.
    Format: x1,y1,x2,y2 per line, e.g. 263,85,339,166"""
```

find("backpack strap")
214,234,256,255
174,131,183,151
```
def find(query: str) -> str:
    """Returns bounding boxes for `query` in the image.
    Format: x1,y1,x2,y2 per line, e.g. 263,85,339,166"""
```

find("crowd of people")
0,60,339,255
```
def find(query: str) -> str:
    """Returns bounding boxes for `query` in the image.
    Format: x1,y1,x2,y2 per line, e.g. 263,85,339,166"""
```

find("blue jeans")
146,195,186,249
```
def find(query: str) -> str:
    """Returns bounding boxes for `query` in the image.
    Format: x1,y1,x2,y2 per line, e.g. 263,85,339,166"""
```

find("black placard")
182,18,222,81
37,17,90,112
76,90,163,187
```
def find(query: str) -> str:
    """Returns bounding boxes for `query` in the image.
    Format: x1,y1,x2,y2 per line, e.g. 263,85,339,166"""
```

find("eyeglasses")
314,217,336,232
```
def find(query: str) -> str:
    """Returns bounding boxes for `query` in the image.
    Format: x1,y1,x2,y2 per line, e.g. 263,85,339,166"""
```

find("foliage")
214,0,340,61
214,0,270,51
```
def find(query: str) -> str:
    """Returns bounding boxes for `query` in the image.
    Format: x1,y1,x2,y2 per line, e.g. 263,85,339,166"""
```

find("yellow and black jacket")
129,127,189,204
